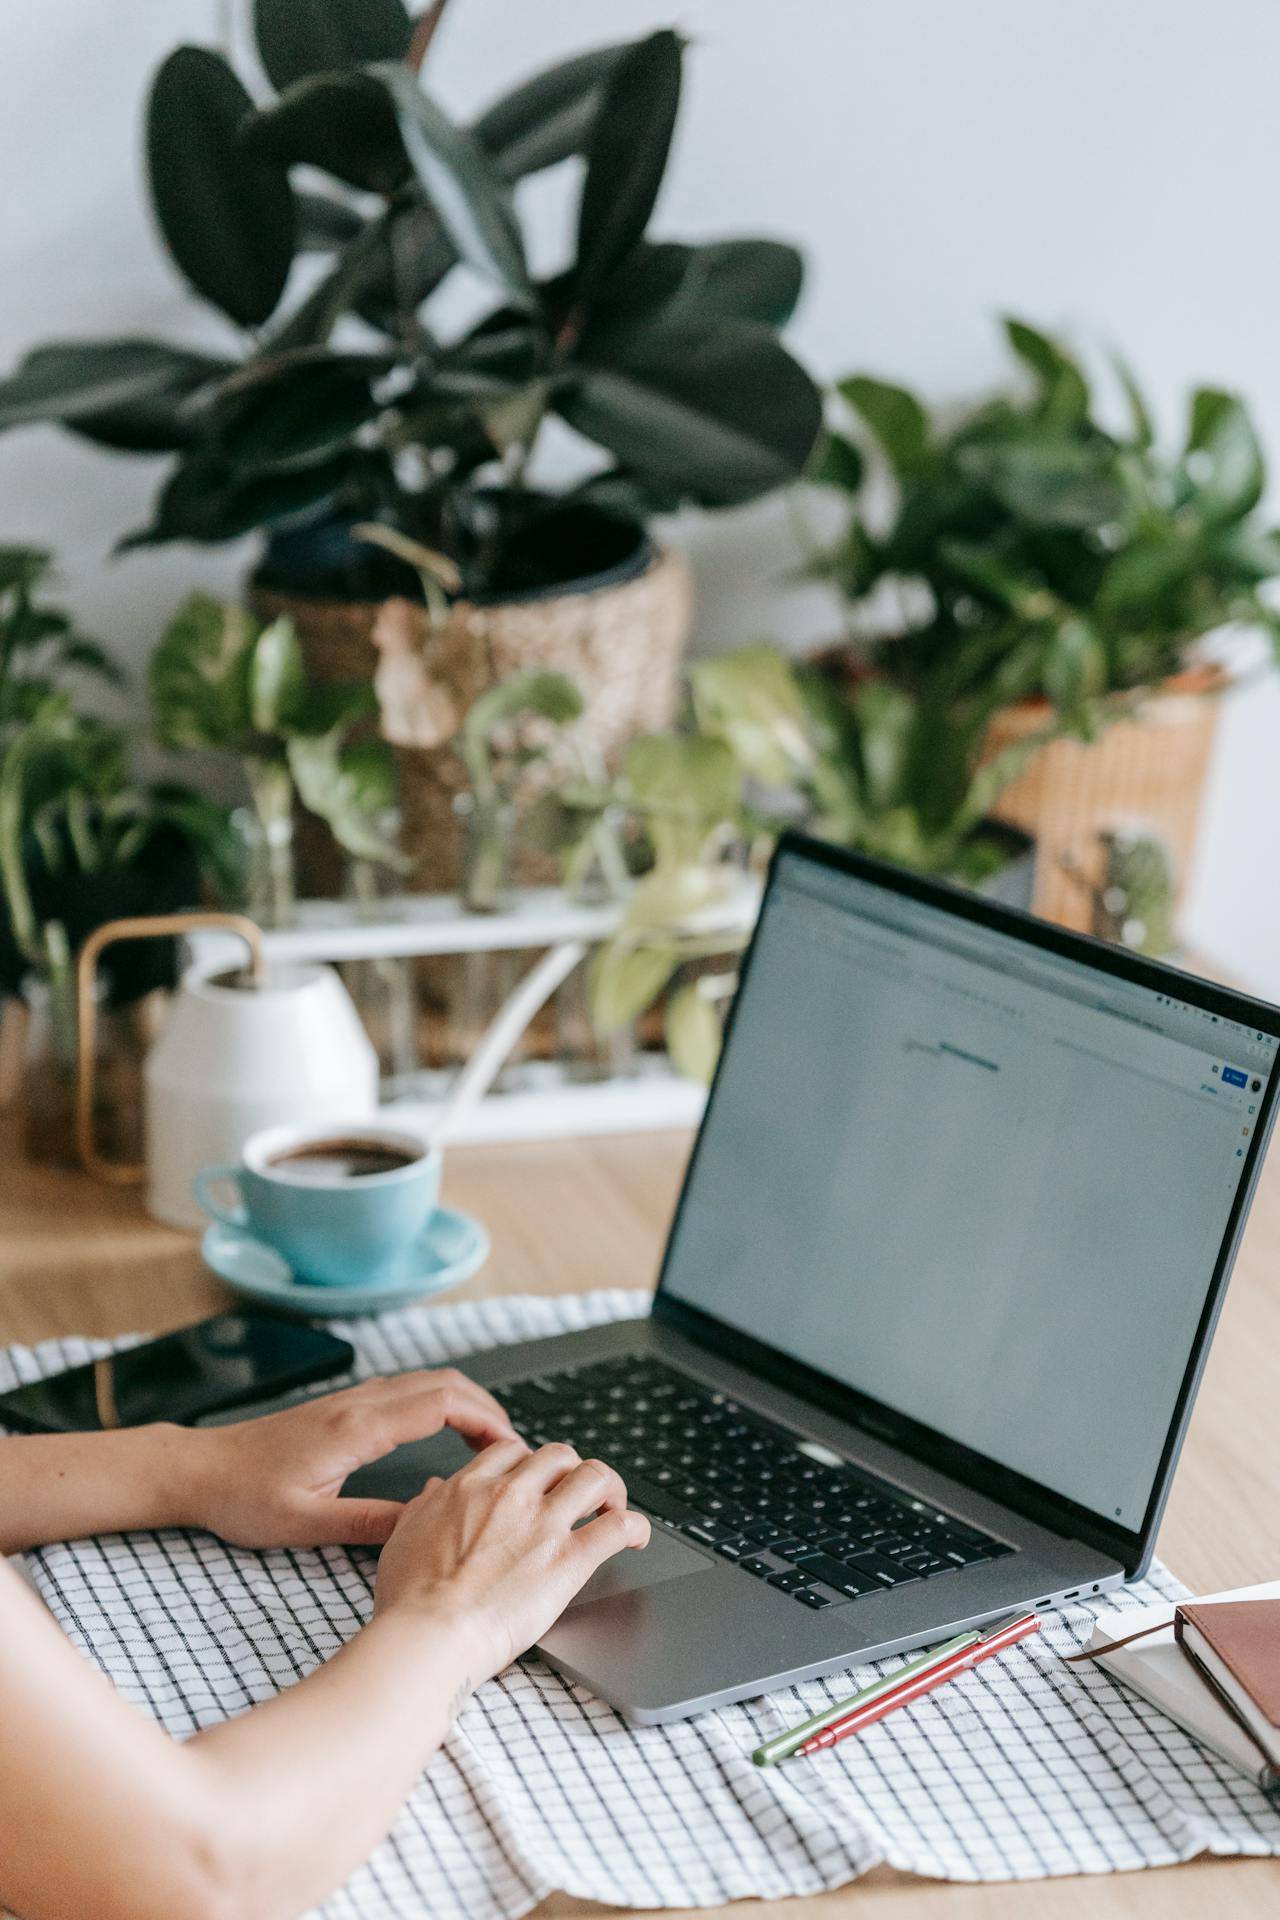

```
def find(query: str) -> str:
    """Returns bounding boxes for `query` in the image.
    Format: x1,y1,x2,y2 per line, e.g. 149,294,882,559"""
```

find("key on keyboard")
493,1356,1010,1610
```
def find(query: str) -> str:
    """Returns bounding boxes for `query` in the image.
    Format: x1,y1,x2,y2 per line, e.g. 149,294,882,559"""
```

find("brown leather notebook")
1175,1600,1280,1774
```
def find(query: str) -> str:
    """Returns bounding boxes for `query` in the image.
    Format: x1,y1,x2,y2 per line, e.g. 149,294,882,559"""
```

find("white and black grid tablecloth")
7,1288,1280,1916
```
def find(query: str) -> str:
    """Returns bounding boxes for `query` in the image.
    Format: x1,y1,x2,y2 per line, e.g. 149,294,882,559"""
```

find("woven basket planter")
981,668,1224,932
251,541,693,893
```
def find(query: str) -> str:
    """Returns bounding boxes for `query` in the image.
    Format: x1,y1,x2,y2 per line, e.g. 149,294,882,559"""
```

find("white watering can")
75,913,377,1227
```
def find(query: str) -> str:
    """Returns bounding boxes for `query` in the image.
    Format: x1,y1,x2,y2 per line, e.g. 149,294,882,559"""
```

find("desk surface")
2,1126,1278,1919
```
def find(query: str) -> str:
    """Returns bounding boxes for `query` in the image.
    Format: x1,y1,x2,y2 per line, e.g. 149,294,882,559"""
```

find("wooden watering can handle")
75,912,266,1185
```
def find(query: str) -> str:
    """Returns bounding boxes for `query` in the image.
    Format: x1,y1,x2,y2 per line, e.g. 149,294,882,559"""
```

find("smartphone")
0,1311,355,1434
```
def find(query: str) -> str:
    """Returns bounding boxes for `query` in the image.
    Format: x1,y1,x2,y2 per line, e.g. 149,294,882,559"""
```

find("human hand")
373,1440,651,1678
182,1371,517,1549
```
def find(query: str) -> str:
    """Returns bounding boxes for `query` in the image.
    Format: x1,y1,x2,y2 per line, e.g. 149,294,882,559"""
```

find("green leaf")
1111,353,1154,451
955,439,1127,529
590,237,804,334
665,980,723,1083
211,353,384,470
808,429,864,494
288,733,408,868
623,733,739,866
248,617,307,733
147,48,296,328
562,320,823,507
0,548,50,594
253,0,412,92
589,939,682,1033
240,71,410,194
381,66,531,304
688,646,813,786
474,40,632,180
1183,388,1265,525
573,31,682,303
295,191,366,251
1043,616,1108,725
122,450,354,548
1003,316,1090,427
0,339,231,437
148,594,256,751
838,375,929,475
937,538,1058,619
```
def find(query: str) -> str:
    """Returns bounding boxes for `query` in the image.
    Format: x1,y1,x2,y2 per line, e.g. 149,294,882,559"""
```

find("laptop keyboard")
491,1355,1011,1611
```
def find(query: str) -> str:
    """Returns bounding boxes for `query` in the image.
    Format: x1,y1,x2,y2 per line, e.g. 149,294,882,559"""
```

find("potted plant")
0,8,823,888
0,550,237,1159
149,595,407,927
812,317,1280,927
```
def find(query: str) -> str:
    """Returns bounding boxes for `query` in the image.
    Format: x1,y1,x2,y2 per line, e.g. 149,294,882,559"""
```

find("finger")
364,1370,516,1451
547,1458,628,1523
572,1507,652,1574
451,1436,529,1483
340,1385,517,1469
301,1497,405,1548
510,1442,582,1494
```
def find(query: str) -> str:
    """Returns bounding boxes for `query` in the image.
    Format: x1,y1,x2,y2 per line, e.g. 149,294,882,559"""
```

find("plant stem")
244,756,296,929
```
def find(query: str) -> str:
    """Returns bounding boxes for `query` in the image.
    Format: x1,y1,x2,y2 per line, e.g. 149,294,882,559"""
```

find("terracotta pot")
980,664,1225,932
250,539,693,894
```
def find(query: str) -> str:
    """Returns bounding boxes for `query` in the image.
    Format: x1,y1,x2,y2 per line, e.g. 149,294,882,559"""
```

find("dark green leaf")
562,320,823,508
1004,316,1090,427
838,376,929,475
0,339,230,435
296,191,366,251
253,0,412,92
240,71,410,194
122,450,353,548
351,202,456,332
666,238,803,328
147,48,296,327
0,548,50,594
1183,387,1265,525
381,66,531,303
211,353,385,469
474,40,632,179
1043,616,1108,724
573,31,682,303
808,430,864,494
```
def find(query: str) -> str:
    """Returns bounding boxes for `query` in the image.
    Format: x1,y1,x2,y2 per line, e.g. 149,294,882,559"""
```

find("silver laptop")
346,831,1280,1724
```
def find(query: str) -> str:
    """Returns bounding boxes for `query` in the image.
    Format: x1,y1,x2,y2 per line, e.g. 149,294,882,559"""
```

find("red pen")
796,1609,1042,1756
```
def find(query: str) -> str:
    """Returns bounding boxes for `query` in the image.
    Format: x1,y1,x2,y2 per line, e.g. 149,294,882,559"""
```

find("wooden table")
2,1127,1278,1919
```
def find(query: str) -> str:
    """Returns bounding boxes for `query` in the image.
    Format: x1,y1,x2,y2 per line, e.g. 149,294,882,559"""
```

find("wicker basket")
251,542,693,892
982,670,1224,932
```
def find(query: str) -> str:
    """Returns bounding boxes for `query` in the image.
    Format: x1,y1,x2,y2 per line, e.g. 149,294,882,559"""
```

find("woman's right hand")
372,1440,651,1679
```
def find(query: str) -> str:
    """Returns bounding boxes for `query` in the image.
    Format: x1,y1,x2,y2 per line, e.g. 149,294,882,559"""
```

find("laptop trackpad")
568,1526,713,1606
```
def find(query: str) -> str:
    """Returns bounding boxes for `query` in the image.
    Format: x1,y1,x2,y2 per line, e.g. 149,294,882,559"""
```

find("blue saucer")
200,1206,490,1317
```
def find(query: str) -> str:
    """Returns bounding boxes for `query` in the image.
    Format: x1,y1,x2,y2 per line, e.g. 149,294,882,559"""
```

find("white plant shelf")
185,881,760,1145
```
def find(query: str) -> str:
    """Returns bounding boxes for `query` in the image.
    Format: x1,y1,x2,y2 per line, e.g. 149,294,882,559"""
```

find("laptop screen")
658,844,1278,1535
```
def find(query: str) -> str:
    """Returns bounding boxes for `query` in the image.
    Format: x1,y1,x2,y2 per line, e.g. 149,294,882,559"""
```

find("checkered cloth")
7,1290,1280,1916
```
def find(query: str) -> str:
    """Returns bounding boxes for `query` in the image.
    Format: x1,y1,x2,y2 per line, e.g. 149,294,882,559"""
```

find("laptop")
344,830,1280,1724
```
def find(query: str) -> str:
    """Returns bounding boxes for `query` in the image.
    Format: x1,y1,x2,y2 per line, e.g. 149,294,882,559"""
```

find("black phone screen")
0,1312,355,1434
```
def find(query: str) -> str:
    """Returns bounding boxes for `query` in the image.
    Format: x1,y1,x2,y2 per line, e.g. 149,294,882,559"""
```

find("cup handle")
193,1164,249,1231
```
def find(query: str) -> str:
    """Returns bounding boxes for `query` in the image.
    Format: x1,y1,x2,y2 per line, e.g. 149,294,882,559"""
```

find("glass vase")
342,843,419,1097
233,804,297,929
17,972,145,1169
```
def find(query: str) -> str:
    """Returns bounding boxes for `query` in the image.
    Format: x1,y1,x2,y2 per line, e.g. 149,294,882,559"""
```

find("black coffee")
269,1139,419,1182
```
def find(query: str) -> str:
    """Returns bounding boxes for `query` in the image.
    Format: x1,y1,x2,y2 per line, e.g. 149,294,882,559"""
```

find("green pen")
751,1630,981,1768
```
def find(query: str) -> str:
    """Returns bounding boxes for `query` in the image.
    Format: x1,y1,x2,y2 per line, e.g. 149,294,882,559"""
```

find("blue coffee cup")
194,1121,440,1287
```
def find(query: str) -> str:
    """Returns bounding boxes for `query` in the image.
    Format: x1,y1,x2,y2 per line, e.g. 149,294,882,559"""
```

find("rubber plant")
149,595,407,926
812,317,1280,733
0,7,823,598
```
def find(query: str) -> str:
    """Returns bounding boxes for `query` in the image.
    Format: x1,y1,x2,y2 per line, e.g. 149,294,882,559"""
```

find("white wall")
2,1,1276,984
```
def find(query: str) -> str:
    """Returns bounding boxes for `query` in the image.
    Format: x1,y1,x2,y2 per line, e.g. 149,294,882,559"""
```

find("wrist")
374,1587,506,1683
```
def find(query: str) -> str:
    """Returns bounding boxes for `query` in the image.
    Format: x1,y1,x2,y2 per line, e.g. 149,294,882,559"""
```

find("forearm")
188,1602,483,1918
0,1425,203,1551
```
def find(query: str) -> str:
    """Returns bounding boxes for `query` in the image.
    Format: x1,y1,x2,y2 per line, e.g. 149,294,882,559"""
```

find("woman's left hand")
183,1370,520,1549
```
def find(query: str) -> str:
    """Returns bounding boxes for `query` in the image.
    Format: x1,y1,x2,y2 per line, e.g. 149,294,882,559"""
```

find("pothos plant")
812,316,1280,734
149,595,407,925
0,8,822,597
